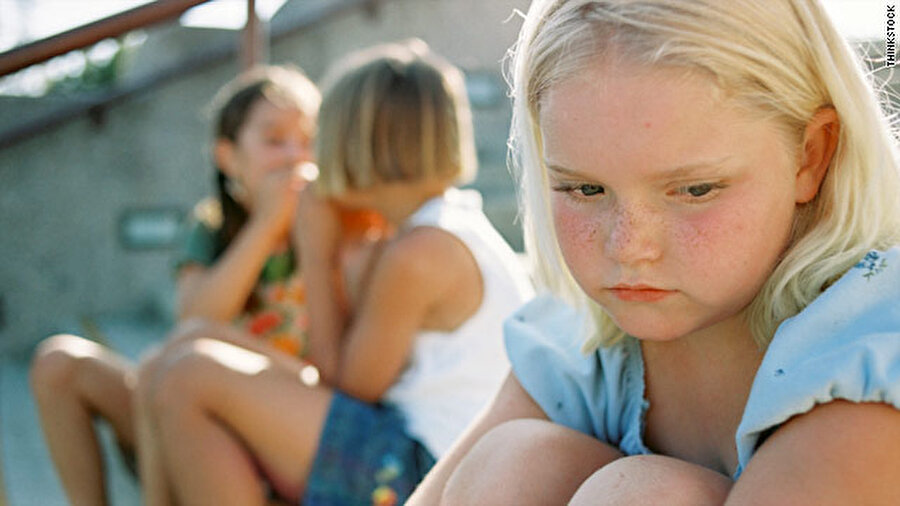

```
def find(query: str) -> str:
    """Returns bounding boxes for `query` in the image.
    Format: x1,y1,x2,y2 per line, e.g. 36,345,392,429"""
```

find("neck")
640,312,765,477
641,311,764,377
379,183,449,226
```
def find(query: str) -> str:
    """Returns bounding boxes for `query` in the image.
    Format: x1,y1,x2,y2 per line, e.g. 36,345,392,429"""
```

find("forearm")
298,246,346,383
177,217,283,322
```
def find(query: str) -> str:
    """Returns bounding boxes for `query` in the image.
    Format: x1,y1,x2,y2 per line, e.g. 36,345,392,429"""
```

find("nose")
604,202,663,266
285,140,312,165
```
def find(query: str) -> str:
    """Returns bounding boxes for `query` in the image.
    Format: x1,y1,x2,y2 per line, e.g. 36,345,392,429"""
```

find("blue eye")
578,184,604,196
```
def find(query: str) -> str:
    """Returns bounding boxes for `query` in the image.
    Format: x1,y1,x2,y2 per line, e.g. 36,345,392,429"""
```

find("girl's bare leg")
133,346,180,506
30,334,135,506
568,454,732,506
441,418,623,506
146,338,332,505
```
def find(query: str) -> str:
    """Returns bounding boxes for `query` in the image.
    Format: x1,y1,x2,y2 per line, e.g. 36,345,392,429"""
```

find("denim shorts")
302,391,436,505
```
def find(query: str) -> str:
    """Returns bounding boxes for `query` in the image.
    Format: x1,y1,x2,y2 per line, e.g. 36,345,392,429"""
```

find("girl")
30,65,379,505
410,1,900,504
134,40,534,506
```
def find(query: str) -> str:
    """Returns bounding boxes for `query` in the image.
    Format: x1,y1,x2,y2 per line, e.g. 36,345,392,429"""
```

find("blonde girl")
410,0,900,504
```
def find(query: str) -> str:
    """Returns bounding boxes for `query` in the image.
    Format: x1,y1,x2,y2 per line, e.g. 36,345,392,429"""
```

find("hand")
250,169,307,239
294,184,342,263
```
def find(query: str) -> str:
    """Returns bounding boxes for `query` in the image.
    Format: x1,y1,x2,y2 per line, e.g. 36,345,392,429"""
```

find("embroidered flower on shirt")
374,454,403,484
371,485,398,506
371,454,403,506
855,251,888,280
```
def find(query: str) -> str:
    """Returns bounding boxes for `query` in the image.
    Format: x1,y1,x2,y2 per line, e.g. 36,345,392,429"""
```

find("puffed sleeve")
504,294,651,454
735,248,900,477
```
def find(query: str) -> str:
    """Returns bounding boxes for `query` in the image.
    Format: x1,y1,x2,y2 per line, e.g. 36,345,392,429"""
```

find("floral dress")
234,249,309,357
176,215,308,358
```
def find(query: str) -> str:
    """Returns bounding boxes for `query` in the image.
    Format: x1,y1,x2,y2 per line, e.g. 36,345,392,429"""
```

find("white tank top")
382,188,534,457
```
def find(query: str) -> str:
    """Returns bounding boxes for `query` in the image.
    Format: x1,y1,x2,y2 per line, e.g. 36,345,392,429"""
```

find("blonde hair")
508,0,900,351
316,39,477,195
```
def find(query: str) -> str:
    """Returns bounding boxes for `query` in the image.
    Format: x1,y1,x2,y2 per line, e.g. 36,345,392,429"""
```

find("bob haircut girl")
316,39,477,195
510,0,900,351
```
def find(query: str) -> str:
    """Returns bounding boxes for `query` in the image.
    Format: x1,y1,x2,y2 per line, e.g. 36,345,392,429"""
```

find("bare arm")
294,181,483,400
303,224,473,400
293,188,347,379
726,400,900,505
407,373,549,505
177,170,304,322
176,219,284,322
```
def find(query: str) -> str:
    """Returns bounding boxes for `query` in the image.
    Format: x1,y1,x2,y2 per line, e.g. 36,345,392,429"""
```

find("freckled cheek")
676,206,778,286
551,199,604,264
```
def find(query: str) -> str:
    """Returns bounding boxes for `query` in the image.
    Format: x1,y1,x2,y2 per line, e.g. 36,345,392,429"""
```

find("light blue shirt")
505,248,900,479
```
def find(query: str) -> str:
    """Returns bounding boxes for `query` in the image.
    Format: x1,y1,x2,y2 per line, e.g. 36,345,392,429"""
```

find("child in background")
410,0,900,504
30,65,382,506
134,39,534,506
174,66,385,356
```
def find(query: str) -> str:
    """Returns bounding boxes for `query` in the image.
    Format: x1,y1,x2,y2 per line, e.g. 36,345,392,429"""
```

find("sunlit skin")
540,61,804,346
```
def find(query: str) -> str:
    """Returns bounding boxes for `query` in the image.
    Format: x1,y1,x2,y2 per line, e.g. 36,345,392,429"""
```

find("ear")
795,107,840,204
213,138,238,179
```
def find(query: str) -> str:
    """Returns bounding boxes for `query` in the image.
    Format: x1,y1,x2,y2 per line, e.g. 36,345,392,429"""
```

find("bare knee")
443,419,618,506
145,345,210,416
30,334,94,397
570,455,732,506
133,343,181,413
144,339,255,417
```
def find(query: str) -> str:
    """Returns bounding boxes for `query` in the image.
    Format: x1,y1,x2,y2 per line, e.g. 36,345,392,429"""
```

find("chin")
609,314,692,342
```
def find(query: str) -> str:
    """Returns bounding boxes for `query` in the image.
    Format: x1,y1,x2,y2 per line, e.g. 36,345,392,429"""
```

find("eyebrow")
544,156,733,180
544,163,585,178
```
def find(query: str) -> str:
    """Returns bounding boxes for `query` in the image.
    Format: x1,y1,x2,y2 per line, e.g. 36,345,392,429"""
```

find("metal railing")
0,0,381,151
0,0,215,77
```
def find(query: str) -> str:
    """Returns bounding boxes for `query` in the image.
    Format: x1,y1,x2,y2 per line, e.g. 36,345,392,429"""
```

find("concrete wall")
0,0,529,355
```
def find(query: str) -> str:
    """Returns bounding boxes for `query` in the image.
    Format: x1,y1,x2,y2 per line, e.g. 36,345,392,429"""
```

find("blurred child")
410,1,900,504
135,40,534,506
30,65,383,506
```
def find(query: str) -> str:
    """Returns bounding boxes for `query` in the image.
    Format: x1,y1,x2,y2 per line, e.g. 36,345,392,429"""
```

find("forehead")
538,61,772,176
243,98,310,130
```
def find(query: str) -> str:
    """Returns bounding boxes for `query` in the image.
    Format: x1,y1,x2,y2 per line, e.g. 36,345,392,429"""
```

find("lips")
608,284,674,302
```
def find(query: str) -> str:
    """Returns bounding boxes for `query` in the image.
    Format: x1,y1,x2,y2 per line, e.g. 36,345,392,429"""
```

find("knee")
133,346,168,416
140,339,227,417
153,355,203,416
571,456,664,504
442,419,575,505
30,334,91,396
570,455,731,506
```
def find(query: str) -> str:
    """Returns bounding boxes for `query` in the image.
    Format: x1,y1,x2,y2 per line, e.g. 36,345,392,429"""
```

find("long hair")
508,0,900,351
